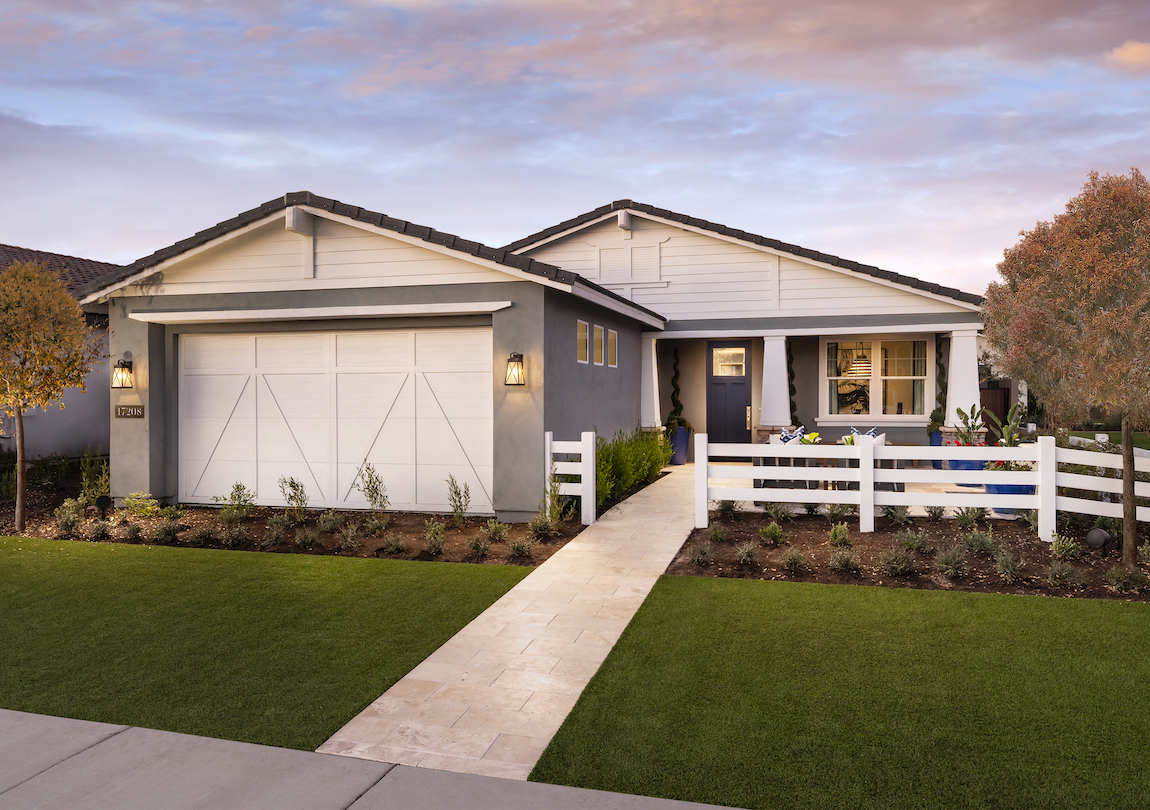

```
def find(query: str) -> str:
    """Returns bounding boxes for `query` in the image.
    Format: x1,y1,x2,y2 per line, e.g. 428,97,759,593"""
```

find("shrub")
715,500,738,521
364,516,389,536
955,506,988,529
122,492,161,518
996,551,1023,584
508,536,535,559
123,522,142,542
447,474,471,528
481,518,509,544
295,526,320,549
355,462,390,518
87,520,111,542
189,525,217,546
879,547,914,578
595,427,672,506
828,522,851,548
381,533,407,555
1094,515,1123,536
762,502,793,523
30,453,69,491
221,524,247,547
154,519,180,544
1140,542,1150,563
317,508,344,533
1050,533,1080,560
759,522,786,546
529,512,556,542
265,513,290,545
829,548,860,574
278,477,309,523
825,503,857,523
467,534,491,558
689,541,711,566
0,469,15,503
925,505,946,523
962,527,997,558
1046,560,1084,589
803,503,822,516
1017,509,1040,534
423,520,446,556
897,527,931,553
735,541,759,565
881,504,912,525
708,523,728,543
212,482,255,524
54,499,82,537
934,545,967,578
80,446,110,503
781,547,808,576
1106,566,1147,592
338,522,362,552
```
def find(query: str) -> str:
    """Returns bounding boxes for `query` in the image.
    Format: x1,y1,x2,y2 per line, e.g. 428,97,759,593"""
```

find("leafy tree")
0,260,103,531
983,169,1150,567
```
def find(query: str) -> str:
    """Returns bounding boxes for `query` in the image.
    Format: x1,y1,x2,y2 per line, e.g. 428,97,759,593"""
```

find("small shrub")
364,516,389,536
481,518,509,544
689,541,711,566
529,512,556,541
154,519,180,544
295,526,320,549
925,505,946,523
803,503,821,516
160,505,185,521
780,547,808,576
996,551,1023,584
122,492,161,518
189,525,217,546
708,523,729,543
278,476,309,523
1050,533,1080,560
467,534,491,558
897,527,931,553
1139,542,1150,563
123,522,142,542
30,453,69,491
55,499,82,537
221,524,247,547
1046,560,1084,589
265,513,290,545
508,536,535,559
934,545,967,578
962,527,997,558
759,522,786,546
1094,515,1123,536
879,547,915,578
338,522,362,552
828,522,851,547
825,503,857,523
0,469,15,503
829,547,860,574
80,446,110,503
715,500,738,521
380,533,407,555
317,508,344,533
1017,509,1040,534
735,541,759,565
87,520,111,542
1106,566,1147,593
762,502,793,523
447,474,471,529
424,520,446,556
881,504,912,525
356,462,390,518
955,506,988,529
212,482,255,524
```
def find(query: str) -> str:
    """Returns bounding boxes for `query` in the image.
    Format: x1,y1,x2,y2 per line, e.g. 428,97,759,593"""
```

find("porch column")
945,329,980,428
640,334,661,428
760,335,791,426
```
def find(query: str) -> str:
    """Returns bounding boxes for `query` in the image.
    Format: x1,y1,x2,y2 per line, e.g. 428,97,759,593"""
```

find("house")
0,244,119,459
74,193,984,519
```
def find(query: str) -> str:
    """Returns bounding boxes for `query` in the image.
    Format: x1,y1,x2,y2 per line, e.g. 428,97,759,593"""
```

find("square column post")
641,334,661,428
760,336,791,427
945,329,981,429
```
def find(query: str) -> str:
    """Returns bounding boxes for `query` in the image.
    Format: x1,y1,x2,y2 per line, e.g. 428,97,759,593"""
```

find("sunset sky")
2,0,1149,295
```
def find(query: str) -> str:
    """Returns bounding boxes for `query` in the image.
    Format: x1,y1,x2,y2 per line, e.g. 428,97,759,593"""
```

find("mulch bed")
668,508,1150,600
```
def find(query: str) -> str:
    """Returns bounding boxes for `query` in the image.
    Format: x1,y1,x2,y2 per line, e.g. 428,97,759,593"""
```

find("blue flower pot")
949,457,985,486
985,483,1034,516
670,426,689,465
929,430,943,470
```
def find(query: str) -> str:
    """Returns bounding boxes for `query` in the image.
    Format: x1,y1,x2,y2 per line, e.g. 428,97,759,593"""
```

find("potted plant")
983,403,1033,515
665,347,692,465
927,406,945,470
949,403,986,484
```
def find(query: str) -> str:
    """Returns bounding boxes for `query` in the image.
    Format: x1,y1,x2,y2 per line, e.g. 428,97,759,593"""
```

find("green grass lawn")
0,537,528,750
531,577,1150,810
1072,430,1150,450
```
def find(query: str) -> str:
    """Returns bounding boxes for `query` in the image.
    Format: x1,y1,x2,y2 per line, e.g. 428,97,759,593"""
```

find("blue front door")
706,340,752,444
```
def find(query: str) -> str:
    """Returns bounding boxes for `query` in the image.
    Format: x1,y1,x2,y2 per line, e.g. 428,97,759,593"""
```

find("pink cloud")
1106,40,1150,69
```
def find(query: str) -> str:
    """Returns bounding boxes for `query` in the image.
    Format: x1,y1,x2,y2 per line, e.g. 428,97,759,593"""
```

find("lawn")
531,577,1150,810
1072,430,1150,450
0,537,528,750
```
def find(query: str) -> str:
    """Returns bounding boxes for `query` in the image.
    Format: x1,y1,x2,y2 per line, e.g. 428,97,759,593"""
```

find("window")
577,321,589,364
821,337,931,422
594,325,604,365
607,330,617,367
713,347,746,377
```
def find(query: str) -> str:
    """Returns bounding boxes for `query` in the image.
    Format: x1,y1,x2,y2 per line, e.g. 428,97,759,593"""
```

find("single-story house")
75,193,983,519
0,244,119,459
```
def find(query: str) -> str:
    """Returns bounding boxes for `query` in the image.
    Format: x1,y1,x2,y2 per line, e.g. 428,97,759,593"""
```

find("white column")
760,335,791,426
640,334,661,428
945,329,981,428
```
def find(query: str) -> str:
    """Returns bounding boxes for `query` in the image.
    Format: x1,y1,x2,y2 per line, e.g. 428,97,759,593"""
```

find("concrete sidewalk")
0,709,732,810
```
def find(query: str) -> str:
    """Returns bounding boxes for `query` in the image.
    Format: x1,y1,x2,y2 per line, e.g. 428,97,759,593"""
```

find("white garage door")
179,328,493,513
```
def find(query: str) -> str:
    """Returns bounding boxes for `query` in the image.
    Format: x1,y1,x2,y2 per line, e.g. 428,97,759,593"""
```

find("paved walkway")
318,465,697,780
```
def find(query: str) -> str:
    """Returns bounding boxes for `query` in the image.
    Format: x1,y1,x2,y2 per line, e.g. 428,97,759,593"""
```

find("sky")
1,0,1149,296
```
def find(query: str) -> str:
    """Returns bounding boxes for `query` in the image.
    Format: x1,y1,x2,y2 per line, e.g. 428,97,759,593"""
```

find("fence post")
1037,435,1056,542
858,434,875,533
543,431,554,516
580,431,596,525
695,432,709,529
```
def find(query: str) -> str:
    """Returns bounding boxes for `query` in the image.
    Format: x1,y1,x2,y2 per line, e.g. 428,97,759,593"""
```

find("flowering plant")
954,404,987,446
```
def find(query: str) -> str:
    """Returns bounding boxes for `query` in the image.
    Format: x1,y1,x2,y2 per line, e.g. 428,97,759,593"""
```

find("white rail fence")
695,433,1150,542
545,431,597,525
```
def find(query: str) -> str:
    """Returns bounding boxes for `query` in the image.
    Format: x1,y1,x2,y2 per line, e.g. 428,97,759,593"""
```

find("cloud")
1106,40,1150,69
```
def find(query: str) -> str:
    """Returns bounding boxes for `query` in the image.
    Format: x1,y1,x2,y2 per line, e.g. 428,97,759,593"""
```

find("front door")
706,340,752,444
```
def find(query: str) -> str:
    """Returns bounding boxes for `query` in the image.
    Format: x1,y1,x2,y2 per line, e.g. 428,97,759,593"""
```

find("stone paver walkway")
318,465,696,780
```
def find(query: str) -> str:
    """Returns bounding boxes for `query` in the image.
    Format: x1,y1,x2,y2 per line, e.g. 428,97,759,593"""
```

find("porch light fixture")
110,359,134,389
505,353,525,385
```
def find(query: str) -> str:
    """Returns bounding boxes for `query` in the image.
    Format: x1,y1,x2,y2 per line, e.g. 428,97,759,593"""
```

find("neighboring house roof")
72,191,666,325
0,243,122,294
502,199,985,307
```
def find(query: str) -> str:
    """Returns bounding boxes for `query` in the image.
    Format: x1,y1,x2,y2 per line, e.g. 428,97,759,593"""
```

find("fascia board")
128,301,514,325
571,284,665,330
658,320,985,338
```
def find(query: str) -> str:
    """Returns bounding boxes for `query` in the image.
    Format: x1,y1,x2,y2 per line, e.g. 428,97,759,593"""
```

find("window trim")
816,334,934,426
593,325,605,366
607,329,618,368
577,320,589,364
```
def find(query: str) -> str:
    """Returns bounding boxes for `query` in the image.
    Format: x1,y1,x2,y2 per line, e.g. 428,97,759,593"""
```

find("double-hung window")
821,337,930,422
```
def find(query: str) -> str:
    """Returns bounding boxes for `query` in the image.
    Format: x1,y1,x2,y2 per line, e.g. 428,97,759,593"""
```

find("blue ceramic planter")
929,430,943,470
985,483,1034,516
670,426,689,465
949,457,985,486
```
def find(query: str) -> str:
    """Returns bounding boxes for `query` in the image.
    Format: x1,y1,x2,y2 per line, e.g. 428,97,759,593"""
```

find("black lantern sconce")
110,359,134,389
505,353,525,386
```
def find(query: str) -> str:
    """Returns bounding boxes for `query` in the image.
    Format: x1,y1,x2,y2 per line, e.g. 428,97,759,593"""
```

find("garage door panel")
192,460,257,500
184,335,254,371
417,465,492,511
415,330,491,370
421,372,492,420
184,417,257,463
336,373,410,419
183,375,253,418
336,332,413,368
337,418,415,466
256,334,327,369
260,374,329,417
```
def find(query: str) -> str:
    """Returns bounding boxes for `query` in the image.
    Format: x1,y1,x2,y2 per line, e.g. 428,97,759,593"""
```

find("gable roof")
0,243,122,294
502,199,984,307
73,191,664,327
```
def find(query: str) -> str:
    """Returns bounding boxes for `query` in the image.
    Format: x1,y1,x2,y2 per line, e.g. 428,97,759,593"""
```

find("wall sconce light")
505,353,525,386
110,359,133,389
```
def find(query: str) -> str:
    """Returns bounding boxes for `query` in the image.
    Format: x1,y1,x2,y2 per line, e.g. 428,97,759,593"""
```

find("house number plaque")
116,405,145,418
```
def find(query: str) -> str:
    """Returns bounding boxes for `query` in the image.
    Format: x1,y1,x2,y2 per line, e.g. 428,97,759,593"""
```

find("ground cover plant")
531,576,1150,809
0,537,528,750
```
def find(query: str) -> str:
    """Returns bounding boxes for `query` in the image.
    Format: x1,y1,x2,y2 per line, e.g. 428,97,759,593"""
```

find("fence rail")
545,431,596,525
695,433,1150,541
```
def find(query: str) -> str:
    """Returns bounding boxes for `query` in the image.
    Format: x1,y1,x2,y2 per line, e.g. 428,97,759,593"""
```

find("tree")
0,260,104,531
983,168,1150,567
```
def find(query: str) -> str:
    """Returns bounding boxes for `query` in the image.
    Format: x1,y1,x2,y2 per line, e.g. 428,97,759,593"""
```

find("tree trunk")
13,407,25,533
1122,412,1137,569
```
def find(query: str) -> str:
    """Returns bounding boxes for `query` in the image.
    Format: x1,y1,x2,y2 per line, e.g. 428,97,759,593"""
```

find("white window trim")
577,320,589,364
816,334,934,427
593,325,605,366
607,329,618,368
